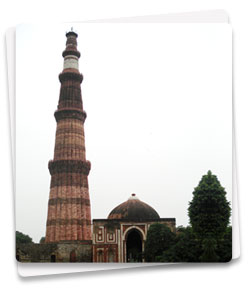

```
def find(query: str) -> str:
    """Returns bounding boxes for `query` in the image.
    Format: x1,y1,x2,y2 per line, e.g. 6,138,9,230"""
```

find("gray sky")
16,23,232,243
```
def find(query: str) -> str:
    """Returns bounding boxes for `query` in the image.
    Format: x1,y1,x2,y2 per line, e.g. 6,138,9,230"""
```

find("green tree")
39,237,45,244
200,238,219,262
144,223,176,262
188,170,231,239
16,231,33,244
216,226,232,262
160,227,202,262
188,170,231,262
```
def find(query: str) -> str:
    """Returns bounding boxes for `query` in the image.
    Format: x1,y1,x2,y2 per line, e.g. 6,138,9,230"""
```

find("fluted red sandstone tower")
45,31,92,243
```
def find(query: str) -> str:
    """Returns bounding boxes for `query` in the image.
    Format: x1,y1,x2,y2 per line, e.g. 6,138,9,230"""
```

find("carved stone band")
46,218,91,226
62,49,81,58
54,144,86,151
54,109,87,122
48,159,91,175
50,172,89,188
56,127,84,135
48,197,90,206
59,71,83,83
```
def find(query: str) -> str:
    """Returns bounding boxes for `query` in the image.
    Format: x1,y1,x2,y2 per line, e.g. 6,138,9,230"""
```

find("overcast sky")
16,23,232,243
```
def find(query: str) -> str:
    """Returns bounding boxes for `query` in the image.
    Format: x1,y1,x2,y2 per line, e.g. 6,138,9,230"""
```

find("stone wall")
16,242,92,262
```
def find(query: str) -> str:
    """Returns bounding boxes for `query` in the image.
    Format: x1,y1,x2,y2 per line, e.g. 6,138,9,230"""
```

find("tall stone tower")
45,31,92,243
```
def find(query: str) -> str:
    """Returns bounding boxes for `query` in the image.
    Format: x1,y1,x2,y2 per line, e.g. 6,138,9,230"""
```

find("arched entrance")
126,229,143,262
50,254,56,262
70,250,77,262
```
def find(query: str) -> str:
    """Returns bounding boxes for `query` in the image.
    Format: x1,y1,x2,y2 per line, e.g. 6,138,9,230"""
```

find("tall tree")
188,170,231,261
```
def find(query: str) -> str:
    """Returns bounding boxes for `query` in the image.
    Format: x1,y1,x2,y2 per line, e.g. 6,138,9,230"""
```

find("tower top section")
66,30,78,38
59,30,82,83
62,29,80,59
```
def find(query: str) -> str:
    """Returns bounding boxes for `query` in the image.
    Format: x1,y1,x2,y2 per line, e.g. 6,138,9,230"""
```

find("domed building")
92,194,176,262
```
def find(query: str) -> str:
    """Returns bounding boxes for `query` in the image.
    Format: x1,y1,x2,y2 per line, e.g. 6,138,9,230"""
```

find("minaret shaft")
45,31,91,243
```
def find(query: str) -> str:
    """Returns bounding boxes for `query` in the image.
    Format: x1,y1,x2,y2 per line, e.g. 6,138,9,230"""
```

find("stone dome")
107,194,160,221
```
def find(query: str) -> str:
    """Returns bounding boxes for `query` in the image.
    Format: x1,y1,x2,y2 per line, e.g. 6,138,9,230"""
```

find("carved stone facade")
92,194,176,263
93,219,175,263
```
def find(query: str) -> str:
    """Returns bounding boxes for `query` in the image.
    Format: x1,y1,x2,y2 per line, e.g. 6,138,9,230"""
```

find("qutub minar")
16,31,176,263
45,30,92,243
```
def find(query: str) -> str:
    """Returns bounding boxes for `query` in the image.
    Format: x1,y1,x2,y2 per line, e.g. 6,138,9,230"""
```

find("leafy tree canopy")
155,226,232,263
144,171,232,263
216,226,232,262
159,226,202,262
144,223,176,262
39,237,45,244
188,170,231,239
200,237,219,262
16,231,33,244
